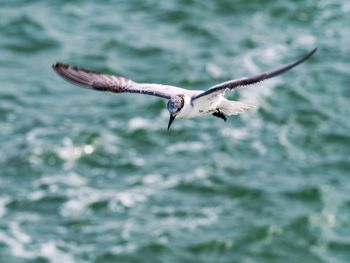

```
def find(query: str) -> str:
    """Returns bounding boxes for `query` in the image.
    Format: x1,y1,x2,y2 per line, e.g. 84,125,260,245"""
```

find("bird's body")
176,92,215,118
176,93,254,119
52,48,317,129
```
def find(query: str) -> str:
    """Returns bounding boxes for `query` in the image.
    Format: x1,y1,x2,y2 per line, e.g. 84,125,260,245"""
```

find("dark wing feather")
192,48,317,102
52,63,185,99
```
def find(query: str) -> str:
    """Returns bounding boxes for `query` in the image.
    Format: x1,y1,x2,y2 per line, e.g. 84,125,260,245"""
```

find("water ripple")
1,14,59,53
1,0,350,262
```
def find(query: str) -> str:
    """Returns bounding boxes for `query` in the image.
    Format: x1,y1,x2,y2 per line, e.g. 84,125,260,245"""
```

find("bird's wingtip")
308,47,318,57
52,62,67,69
297,47,317,64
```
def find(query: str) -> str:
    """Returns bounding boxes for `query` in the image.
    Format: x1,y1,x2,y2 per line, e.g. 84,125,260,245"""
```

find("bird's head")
167,95,184,130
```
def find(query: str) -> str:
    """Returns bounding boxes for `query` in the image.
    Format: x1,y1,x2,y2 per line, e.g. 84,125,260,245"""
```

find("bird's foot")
212,110,227,122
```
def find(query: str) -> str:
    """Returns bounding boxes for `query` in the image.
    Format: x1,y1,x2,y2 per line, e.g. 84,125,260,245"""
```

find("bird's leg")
212,109,227,122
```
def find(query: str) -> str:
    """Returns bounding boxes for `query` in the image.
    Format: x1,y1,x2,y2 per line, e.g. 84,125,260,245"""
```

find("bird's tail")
218,99,256,116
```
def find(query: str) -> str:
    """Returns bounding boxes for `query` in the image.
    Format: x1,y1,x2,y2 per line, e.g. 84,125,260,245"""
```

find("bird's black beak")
167,114,176,130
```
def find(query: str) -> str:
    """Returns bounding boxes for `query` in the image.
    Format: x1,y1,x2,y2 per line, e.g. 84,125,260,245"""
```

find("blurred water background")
0,0,350,262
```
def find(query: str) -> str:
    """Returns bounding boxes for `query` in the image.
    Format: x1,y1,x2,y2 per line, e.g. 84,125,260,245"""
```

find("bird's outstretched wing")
191,48,317,102
52,63,187,99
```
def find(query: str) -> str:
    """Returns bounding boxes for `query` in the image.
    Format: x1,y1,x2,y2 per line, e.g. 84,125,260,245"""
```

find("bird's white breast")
176,94,224,118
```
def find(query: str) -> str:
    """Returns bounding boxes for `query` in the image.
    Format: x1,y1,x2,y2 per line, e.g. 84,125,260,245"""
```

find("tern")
53,48,317,130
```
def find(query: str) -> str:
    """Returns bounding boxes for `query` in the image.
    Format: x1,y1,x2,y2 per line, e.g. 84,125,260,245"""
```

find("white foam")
60,187,101,217
322,210,336,227
29,147,44,166
128,117,153,130
0,231,35,259
60,198,90,217
34,172,87,188
59,186,148,217
10,222,31,244
142,174,163,185
166,141,206,154
0,196,11,218
205,63,223,79
111,243,137,255
26,128,47,146
193,167,208,180
221,126,249,140
153,207,219,231
133,157,146,166
251,140,267,155
116,192,136,208
295,35,316,46
40,241,76,263
55,138,95,168
28,190,46,202
108,175,181,212
278,125,306,159
0,215,40,260
113,189,152,209
56,138,81,162
83,144,94,154
342,2,350,12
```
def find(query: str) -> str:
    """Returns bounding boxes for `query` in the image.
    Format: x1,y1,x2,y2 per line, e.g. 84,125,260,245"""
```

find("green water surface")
0,0,350,262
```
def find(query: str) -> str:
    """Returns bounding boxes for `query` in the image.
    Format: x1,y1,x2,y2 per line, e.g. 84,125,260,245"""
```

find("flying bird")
52,48,317,130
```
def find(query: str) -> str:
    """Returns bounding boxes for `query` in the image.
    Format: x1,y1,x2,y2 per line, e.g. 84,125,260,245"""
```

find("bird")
52,48,317,130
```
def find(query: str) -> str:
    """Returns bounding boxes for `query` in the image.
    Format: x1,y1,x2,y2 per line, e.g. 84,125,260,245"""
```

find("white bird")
52,48,317,130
